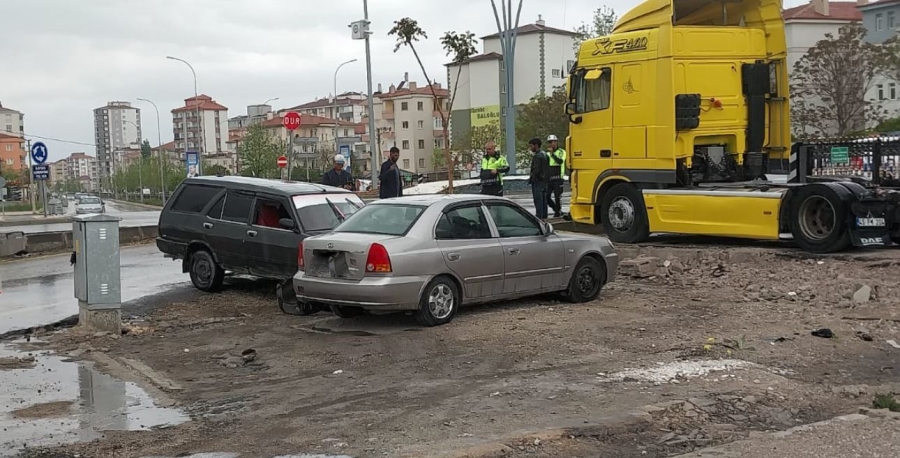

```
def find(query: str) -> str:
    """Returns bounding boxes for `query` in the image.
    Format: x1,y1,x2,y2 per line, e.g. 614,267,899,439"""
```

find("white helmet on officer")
546,134,559,142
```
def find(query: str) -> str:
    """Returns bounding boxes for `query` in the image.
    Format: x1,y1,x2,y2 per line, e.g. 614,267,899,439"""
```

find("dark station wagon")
157,176,365,312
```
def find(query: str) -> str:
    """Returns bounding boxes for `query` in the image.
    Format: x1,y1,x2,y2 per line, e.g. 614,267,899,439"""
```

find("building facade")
171,95,229,156
0,102,24,137
371,81,449,174
858,0,900,118
93,101,142,184
0,133,26,173
288,92,368,124
52,152,101,192
261,113,362,174
228,104,274,130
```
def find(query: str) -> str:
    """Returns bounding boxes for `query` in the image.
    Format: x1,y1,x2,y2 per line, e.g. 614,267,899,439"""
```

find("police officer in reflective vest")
480,141,510,196
546,134,566,217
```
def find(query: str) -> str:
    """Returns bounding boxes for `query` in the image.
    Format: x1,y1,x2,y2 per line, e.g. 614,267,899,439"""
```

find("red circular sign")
277,155,288,168
283,112,301,131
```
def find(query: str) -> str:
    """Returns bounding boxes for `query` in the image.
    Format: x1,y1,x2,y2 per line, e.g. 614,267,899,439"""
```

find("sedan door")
484,201,566,294
434,203,505,299
245,194,301,279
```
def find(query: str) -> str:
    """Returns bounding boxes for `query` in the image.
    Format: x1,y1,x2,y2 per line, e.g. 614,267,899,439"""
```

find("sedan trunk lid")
303,233,397,281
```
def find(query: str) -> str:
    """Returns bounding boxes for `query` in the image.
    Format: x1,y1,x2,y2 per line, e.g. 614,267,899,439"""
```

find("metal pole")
137,98,166,203
123,120,144,204
25,139,35,214
167,56,201,175
333,59,358,153
364,0,379,188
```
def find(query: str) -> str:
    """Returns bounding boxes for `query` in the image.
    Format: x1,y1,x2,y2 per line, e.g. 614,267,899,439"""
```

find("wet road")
0,244,189,335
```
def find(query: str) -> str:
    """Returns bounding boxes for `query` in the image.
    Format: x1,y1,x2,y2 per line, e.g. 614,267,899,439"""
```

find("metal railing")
789,136,900,187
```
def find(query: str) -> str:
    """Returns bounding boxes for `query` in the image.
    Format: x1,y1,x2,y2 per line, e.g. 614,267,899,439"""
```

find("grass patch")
873,394,900,412
1,202,43,212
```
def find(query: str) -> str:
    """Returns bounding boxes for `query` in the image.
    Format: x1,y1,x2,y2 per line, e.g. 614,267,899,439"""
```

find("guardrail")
1,225,159,257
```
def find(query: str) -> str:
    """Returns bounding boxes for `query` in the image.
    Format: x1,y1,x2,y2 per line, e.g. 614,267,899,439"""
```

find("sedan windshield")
79,197,101,205
292,193,365,232
334,204,425,236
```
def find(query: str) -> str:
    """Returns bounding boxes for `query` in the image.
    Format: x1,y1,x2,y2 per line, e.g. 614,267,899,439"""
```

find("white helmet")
334,154,346,164
547,134,559,142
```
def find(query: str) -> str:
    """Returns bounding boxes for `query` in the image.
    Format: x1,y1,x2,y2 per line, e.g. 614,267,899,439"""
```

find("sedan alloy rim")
428,284,454,320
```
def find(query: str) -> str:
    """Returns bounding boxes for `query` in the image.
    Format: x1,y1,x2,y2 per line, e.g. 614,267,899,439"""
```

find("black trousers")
547,180,564,216
481,187,503,197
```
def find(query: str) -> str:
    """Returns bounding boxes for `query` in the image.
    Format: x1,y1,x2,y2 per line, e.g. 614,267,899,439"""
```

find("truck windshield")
292,193,365,232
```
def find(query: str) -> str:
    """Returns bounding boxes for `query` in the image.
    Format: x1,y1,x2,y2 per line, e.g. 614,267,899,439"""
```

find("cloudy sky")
3,0,808,160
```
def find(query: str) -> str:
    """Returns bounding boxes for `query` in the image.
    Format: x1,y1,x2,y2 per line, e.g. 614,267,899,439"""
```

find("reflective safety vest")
481,155,509,186
548,148,566,181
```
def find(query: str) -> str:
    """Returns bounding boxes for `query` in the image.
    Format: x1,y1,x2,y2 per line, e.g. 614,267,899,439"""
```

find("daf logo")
327,243,334,249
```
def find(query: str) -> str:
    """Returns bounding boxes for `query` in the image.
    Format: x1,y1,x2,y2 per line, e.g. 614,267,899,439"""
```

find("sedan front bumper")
293,272,430,311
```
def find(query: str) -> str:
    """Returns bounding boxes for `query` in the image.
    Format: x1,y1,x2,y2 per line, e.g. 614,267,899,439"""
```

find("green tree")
573,6,618,51
390,18,477,189
141,139,152,158
206,164,230,176
238,124,280,178
516,86,570,166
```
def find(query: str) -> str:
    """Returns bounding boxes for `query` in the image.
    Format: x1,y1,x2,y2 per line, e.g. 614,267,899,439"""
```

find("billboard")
470,105,501,128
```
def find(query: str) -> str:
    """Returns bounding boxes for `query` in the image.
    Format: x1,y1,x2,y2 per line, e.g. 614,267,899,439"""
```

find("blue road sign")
30,142,49,165
32,164,50,181
339,144,351,170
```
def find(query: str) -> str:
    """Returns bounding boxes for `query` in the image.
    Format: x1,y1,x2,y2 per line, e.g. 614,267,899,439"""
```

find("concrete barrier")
4,224,159,256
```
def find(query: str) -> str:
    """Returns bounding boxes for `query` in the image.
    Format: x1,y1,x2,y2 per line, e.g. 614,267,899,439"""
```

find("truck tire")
600,183,650,244
789,184,851,254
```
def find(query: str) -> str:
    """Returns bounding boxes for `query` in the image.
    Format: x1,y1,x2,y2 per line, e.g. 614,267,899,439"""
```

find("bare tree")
573,6,618,52
389,18,477,193
791,24,890,138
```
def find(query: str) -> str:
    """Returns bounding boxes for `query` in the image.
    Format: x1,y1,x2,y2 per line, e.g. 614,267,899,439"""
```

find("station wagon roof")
184,176,351,195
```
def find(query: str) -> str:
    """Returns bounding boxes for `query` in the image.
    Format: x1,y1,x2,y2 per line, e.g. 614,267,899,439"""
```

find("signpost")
282,112,302,180
277,155,288,168
30,142,50,217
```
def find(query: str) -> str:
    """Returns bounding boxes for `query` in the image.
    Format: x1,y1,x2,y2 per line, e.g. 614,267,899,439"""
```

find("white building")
93,101,141,181
171,95,229,156
0,101,24,137
447,16,577,147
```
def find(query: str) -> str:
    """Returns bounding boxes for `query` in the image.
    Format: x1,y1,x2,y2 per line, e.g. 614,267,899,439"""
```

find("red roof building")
170,94,229,156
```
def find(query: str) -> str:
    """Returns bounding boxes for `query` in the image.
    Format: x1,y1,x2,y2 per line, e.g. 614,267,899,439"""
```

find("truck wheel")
189,250,225,292
789,185,851,254
600,183,650,244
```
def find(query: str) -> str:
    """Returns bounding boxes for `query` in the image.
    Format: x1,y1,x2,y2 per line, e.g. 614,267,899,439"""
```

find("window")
890,11,896,29
418,158,425,168
877,13,884,31
253,197,293,230
486,203,542,237
221,192,253,223
567,60,576,72
434,139,444,149
417,101,424,111
4,144,10,152
574,68,612,113
433,117,443,129
402,140,410,149
207,195,225,219
336,204,425,236
418,120,424,129
171,185,221,213
4,125,11,134
501,84,507,94
435,206,492,239
403,158,410,168
343,129,350,136
891,83,897,100
402,121,409,129
401,102,409,111
878,84,885,100
552,69,561,78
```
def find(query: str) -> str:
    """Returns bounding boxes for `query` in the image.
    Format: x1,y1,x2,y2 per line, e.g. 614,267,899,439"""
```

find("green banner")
830,146,849,165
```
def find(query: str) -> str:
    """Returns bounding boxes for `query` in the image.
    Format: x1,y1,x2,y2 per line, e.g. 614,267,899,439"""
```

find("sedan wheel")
565,256,606,303
416,276,459,327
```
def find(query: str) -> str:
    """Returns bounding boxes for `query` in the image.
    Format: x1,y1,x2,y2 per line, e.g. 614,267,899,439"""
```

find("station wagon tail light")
365,243,392,273
297,241,305,271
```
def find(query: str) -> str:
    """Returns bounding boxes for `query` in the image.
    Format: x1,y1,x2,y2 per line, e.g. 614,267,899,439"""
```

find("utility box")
73,214,123,334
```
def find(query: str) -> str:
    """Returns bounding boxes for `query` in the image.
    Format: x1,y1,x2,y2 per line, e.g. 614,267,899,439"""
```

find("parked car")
292,195,619,326
157,176,365,311
74,192,89,203
75,196,104,214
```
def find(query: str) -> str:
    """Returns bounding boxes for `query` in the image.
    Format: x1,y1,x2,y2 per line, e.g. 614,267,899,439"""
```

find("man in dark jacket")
527,138,551,219
321,154,355,190
379,146,403,199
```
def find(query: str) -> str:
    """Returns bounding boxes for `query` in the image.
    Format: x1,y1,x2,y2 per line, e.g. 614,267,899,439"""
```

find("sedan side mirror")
279,218,295,230
542,221,554,236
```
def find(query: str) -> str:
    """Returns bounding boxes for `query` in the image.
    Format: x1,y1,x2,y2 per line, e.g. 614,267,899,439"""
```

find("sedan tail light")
297,241,305,271
365,243,392,273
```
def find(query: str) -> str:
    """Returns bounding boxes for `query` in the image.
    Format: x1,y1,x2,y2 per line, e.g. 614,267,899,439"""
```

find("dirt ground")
12,243,900,458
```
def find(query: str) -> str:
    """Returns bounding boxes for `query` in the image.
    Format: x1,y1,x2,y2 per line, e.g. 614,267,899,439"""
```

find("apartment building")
171,95,229,156
288,92,368,124
228,104,274,130
93,101,141,182
371,81,449,174
55,152,101,192
447,16,577,146
0,102,24,137
857,0,900,118
49,159,68,185
0,133,26,173
261,113,362,172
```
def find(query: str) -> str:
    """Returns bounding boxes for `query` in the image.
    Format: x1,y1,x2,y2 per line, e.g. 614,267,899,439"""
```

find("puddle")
0,341,189,456
596,359,756,384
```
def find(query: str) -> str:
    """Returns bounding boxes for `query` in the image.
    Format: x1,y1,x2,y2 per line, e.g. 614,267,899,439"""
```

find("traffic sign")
31,142,49,165
32,164,50,181
830,146,850,165
283,112,302,131
277,155,288,168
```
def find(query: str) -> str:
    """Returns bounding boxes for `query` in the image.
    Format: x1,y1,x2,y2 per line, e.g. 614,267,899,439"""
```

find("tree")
206,164,230,176
238,124,280,178
514,86,570,169
791,24,891,138
141,139,152,158
573,6,618,51
389,18,477,192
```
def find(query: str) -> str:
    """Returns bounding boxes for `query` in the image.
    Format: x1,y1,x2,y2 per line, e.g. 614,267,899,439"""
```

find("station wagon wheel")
565,256,606,303
416,276,460,327
189,250,224,292
600,183,650,244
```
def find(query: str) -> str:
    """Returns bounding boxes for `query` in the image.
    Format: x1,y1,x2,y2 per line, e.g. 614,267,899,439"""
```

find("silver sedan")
292,195,619,326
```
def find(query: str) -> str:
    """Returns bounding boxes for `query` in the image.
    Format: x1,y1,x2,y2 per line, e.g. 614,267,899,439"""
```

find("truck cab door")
568,67,613,223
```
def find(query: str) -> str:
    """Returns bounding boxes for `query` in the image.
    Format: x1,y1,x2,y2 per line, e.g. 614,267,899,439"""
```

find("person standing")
379,146,403,199
527,138,551,220
321,154,355,190
546,134,566,218
479,141,510,196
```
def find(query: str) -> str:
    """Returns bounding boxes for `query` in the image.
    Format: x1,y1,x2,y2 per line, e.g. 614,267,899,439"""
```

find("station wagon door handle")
246,230,258,237
447,252,460,261
507,248,520,255
202,222,213,229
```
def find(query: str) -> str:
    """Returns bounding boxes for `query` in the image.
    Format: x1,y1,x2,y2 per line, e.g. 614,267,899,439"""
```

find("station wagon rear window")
334,204,425,236
292,193,365,232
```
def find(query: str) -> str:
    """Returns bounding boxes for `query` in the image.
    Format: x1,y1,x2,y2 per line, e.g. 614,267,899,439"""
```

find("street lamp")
262,97,279,107
123,120,144,204
136,98,168,203
167,55,203,175
333,59,358,165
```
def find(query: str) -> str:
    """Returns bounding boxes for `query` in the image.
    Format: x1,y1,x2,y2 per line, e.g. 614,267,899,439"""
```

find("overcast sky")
2,0,808,160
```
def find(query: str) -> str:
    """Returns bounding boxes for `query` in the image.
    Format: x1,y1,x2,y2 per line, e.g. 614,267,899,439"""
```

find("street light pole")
362,0,379,189
333,58,358,164
167,56,203,175
136,98,167,203
123,120,144,204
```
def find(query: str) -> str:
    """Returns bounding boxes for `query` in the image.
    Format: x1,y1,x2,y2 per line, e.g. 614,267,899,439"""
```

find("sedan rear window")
79,197,101,205
334,204,425,236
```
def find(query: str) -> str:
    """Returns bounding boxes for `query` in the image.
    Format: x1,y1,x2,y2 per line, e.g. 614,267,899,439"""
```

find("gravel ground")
10,244,900,458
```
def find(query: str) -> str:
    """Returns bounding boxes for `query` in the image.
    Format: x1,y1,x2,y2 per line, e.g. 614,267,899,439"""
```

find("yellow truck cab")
565,0,899,253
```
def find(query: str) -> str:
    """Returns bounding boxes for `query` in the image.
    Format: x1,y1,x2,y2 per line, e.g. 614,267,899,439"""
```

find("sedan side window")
486,204,542,238
435,206,492,240
221,192,253,224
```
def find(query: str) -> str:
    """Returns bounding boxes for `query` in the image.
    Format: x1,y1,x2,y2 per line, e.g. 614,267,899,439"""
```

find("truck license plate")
857,217,886,227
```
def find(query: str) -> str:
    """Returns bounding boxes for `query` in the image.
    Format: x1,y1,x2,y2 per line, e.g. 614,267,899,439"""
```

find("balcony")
382,111,395,120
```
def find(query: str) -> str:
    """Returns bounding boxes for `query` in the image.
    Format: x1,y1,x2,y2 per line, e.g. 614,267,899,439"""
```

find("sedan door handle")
202,222,213,229
507,248,520,255
247,230,258,237
447,252,461,261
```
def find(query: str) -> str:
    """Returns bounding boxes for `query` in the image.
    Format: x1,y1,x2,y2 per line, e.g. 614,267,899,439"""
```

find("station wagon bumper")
293,272,429,311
